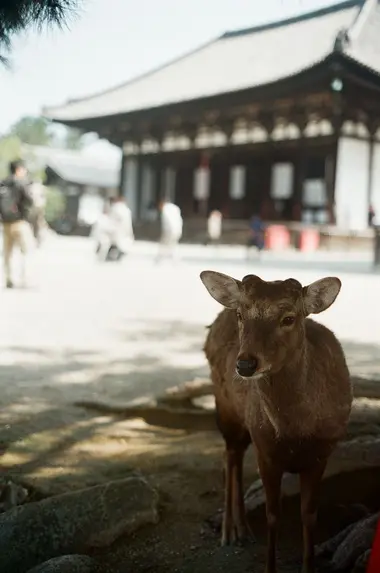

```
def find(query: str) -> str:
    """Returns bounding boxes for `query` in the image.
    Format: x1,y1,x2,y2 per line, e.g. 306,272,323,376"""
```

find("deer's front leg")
257,454,283,573
299,459,327,573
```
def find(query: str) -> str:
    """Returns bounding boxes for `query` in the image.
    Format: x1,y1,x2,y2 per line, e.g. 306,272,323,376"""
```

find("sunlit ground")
0,234,379,493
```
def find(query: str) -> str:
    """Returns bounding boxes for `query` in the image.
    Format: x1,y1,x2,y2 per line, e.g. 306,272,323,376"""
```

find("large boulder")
0,476,159,573
26,555,97,573
208,436,380,530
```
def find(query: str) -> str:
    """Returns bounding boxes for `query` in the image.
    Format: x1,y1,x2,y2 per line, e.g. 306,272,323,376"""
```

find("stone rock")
0,476,159,573
208,436,380,530
0,479,29,512
316,512,379,572
329,513,379,571
244,436,380,515
352,549,372,573
27,555,97,573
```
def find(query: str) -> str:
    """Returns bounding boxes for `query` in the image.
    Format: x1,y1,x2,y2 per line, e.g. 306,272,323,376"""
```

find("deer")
199,271,353,573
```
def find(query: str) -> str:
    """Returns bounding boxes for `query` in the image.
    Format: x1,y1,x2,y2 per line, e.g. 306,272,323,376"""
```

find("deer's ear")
302,277,341,315
200,270,241,309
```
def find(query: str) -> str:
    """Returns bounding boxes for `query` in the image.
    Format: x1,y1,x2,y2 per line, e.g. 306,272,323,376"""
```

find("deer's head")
200,271,341,379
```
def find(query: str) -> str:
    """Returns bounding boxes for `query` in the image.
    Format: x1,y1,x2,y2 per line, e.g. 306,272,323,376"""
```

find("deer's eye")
281,316,296,327
236,311,243,321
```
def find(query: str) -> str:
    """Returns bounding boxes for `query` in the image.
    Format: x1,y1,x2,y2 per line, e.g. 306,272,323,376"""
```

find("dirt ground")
1,238,380,572
5,410,380,573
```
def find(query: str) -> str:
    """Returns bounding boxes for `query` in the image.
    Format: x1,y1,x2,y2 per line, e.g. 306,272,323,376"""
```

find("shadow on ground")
0,322,379,572
0,322,379,491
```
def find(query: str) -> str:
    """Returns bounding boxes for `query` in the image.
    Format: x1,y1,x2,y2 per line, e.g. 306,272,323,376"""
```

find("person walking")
156,198,183,263
92,202,113,261
92,197,135,262
206,210,222,246
246,213,265,260
28,181,47,247
0,160,34,288
107,196,135,261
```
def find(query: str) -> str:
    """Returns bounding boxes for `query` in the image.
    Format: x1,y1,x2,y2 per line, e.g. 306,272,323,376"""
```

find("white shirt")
108,202,134,250
161,203,183,239
208,213,222,240
29,182,46,210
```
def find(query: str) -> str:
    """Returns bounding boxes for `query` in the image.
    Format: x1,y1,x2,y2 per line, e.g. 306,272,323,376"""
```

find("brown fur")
201,272,353,573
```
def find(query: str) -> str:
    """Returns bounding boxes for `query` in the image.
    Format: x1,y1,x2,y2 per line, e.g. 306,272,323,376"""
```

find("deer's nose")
236,356,258,377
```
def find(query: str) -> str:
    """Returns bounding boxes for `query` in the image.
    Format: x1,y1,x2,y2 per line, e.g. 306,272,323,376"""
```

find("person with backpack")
0,160,34,288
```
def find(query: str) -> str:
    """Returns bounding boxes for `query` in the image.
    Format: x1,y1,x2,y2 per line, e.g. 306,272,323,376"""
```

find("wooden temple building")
44,0,380,241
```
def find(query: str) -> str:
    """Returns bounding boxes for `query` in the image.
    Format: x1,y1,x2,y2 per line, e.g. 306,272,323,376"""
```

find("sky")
0,0,343,136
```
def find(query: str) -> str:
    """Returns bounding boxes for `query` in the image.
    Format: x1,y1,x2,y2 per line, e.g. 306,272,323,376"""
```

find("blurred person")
369,204,376,227
28,181,47,247
0,160,34,288
92,197,135,262
92,201,113,261
156,198,183,263
246,213,265,260
108,196,134,260
206,209,222,246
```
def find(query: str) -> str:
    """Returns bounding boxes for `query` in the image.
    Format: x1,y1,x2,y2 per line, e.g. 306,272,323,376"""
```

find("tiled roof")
22,145,120,188
44,1,371,123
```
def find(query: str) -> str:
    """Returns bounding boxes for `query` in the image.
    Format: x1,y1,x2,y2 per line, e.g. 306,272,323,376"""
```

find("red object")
298,229,320,252
265,225,290,250
367,517,380,573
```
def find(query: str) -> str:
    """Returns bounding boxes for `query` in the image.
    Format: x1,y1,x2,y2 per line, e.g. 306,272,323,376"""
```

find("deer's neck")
253,345,312,436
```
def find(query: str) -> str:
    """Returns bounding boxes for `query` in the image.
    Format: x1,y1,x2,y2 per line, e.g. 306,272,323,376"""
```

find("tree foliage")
0,115,85,180
7,115,84,149
0,1,82,63
10,116,53,146
0,135,22,178
45,185,66,223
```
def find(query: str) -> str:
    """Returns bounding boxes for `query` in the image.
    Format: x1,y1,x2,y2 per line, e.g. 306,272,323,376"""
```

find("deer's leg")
231,444,254,543
299,459,327,573
221,446,235,546
216,402,251,546
221,442,250,546
257,455,283,573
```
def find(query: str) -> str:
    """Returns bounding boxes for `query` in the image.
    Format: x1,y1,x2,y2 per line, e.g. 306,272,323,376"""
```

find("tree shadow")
0,319,214,495
0,324,379,499
0,321,379,573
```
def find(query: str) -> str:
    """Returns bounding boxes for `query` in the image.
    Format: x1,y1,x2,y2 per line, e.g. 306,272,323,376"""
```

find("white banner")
270,162,294,199
229,166,246,199
194,167,210,200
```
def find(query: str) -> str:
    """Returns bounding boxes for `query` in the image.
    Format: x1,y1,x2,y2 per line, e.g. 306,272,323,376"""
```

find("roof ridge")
345,0,377,44
43,36,219,115
43,1,364,118
23,144,118,167
222,0,364,40
331,0,374,53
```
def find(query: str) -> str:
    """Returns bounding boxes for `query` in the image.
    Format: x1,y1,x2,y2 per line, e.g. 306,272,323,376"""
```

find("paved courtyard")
0,235,379,417
0,234,379,485
0,234,379,572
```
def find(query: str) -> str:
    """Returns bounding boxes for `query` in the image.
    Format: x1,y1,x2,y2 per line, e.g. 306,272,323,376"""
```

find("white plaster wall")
335,137,369,231
123,157,138,220
194,167,210,200
141,163,154,220
229,165,246,199
371,142,380,220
